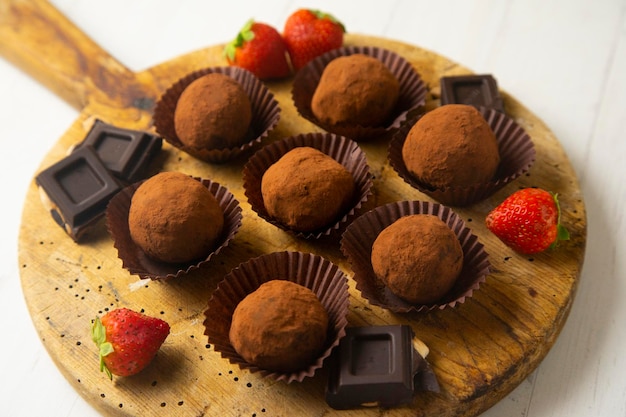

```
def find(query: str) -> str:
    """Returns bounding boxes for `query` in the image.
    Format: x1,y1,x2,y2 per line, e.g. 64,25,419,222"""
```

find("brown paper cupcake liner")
292,45,427,141
106,175,242,281
203,251,350,383
341,200,490,313
388,106,536,206
242,132,373,239
153,66,281,163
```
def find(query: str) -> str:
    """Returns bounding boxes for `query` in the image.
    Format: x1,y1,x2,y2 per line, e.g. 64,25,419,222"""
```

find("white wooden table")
1,0,624,416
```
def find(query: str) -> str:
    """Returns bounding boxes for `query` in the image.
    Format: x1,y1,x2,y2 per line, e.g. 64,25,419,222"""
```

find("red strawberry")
91,308,170,379
485,187,570,254
224,20,292,80
283,9,345,70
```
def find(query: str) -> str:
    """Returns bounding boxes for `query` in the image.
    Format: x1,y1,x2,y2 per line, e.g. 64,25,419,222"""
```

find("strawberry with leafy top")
485,187,570,254
283,9,345,70
224,20,292,80
91,308,170,379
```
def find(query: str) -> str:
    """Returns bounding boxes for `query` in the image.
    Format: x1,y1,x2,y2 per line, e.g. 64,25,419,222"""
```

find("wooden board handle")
0,0,148,111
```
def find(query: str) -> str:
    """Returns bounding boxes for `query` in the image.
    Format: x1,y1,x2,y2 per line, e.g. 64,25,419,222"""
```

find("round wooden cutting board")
3,1,586,416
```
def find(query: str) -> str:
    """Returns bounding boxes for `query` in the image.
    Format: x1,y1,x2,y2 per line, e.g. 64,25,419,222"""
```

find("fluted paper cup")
341,200,490,313
203,251,350,383
388,106,535,206
292,46,427,141
106,175,242,281
153,66,281,163
243,132,373,239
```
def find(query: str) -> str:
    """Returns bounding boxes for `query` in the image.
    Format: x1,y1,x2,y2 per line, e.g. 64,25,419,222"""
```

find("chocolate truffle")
174,73,252,150
311,54,400,127
261,147,355,232
401,104,500,189
371,214,463,304
128,172,224,264
229,280,329,372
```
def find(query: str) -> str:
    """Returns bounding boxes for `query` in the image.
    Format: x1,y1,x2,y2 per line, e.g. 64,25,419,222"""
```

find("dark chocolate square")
35,145,122,241
77,119,162,183
440,74,504,112
326,325,419,409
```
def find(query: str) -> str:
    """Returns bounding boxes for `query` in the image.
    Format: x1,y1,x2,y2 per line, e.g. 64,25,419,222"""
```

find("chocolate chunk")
325,325,439,409
75,119,162,183
440,74,504,112
35,145,122,241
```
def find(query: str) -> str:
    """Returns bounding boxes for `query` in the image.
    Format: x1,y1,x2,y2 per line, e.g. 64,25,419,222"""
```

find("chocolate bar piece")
75,119,162,183
440,74,504,112
35,145,122,241
326,325,438,409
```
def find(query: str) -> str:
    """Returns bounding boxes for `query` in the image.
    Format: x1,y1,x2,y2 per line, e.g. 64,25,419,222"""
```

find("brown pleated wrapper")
388,106,536,206
242,132,373,239
203,251,350,383
153,66,281,163
341,200,490,313
291,46,427,141
106,175,242,281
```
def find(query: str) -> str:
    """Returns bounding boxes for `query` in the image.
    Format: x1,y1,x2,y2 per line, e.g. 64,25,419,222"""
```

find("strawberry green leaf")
550,192,570,249
99,341,114,358
311,9,346,32
91,317,114,380
223,19,256,61
240,20,255,41
91,317,106,346
99,341,114,380
101,359,113,380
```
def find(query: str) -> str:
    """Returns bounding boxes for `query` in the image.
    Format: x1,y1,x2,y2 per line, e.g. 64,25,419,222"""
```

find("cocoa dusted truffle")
174,73,252,150
261,147,355,232
402,104,500,189
371,214,463,304
128,172,224,264
229,280,329,372
311,54,400,127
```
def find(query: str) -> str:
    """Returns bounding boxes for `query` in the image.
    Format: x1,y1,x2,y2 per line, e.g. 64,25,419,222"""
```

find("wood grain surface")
6,1,586,416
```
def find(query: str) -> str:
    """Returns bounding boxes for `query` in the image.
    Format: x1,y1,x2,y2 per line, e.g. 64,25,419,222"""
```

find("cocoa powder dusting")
128,172,224,264
371,214,463,304
229,280,329,372
261,147,355,232
174,73,252,150
311,54,400,127
402,104,500,189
